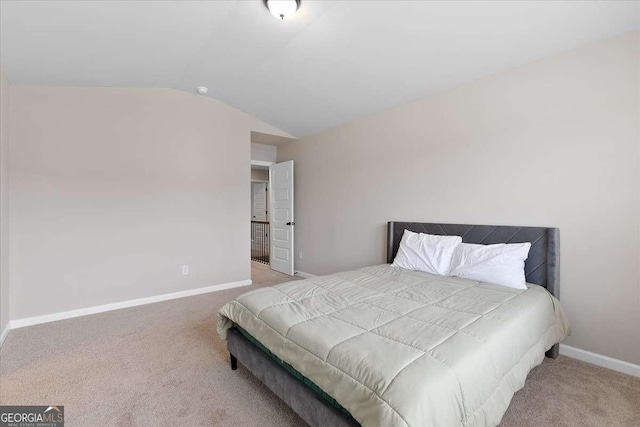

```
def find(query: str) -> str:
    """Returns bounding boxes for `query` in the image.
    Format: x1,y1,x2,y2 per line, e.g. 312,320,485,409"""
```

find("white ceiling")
1,1,638,137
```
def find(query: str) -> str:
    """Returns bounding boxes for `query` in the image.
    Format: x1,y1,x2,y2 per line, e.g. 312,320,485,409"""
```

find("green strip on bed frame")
236,326,356,420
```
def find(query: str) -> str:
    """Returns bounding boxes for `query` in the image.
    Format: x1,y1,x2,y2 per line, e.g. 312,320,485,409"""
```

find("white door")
269,161,294,275
252,182,267,221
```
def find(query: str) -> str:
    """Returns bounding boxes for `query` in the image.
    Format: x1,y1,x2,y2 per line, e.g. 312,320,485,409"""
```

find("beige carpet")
1,262,638,426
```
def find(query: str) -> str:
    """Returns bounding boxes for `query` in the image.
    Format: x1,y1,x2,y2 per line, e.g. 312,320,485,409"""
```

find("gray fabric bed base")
227,327,360,427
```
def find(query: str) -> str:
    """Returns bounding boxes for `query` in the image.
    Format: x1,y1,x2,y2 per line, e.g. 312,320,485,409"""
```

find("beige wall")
251,143,277,163
0,71,9,335
251,169,269,181
278,32,640,364
9,86,290,321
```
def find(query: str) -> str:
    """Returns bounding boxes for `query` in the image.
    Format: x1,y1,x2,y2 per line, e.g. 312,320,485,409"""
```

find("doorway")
250,131,296,276
250,175,270,265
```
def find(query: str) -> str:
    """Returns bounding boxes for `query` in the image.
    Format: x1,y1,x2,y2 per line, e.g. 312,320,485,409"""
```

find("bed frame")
227,221,560,427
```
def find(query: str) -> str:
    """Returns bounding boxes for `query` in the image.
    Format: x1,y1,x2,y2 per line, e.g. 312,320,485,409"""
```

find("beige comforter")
218,264,570,427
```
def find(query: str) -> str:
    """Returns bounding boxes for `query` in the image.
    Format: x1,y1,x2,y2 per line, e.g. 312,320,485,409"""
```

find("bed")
217,222,570,427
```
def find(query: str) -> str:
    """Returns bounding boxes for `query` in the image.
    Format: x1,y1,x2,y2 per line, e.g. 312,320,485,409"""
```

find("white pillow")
449,242,532,289
392,230,462,275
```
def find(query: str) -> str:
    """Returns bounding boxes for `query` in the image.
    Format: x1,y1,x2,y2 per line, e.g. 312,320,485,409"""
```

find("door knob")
286,222,295,226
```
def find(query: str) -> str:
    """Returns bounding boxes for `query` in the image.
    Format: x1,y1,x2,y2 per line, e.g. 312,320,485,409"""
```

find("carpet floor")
1,262,638,426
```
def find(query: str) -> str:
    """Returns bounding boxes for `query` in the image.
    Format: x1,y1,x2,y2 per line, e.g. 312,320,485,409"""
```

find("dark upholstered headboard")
387,222,560,297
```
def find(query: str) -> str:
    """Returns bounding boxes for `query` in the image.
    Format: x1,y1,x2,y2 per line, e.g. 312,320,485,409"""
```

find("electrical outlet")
298,251,303,260
182,265,189,275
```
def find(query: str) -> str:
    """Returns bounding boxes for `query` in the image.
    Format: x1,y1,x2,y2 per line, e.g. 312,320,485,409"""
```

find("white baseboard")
295,270,317,279
0,323,10,347
10,279,252,330
560,344,639,378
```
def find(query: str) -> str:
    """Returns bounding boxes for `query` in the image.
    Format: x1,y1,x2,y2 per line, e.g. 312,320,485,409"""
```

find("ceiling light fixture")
196,86,208,94
264,0,300,21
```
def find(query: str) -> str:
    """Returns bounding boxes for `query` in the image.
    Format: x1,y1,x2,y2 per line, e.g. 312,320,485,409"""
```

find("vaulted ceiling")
1,1,638,137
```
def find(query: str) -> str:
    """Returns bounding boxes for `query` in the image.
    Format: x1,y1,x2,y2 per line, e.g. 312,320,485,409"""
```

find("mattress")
218,264,570,427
